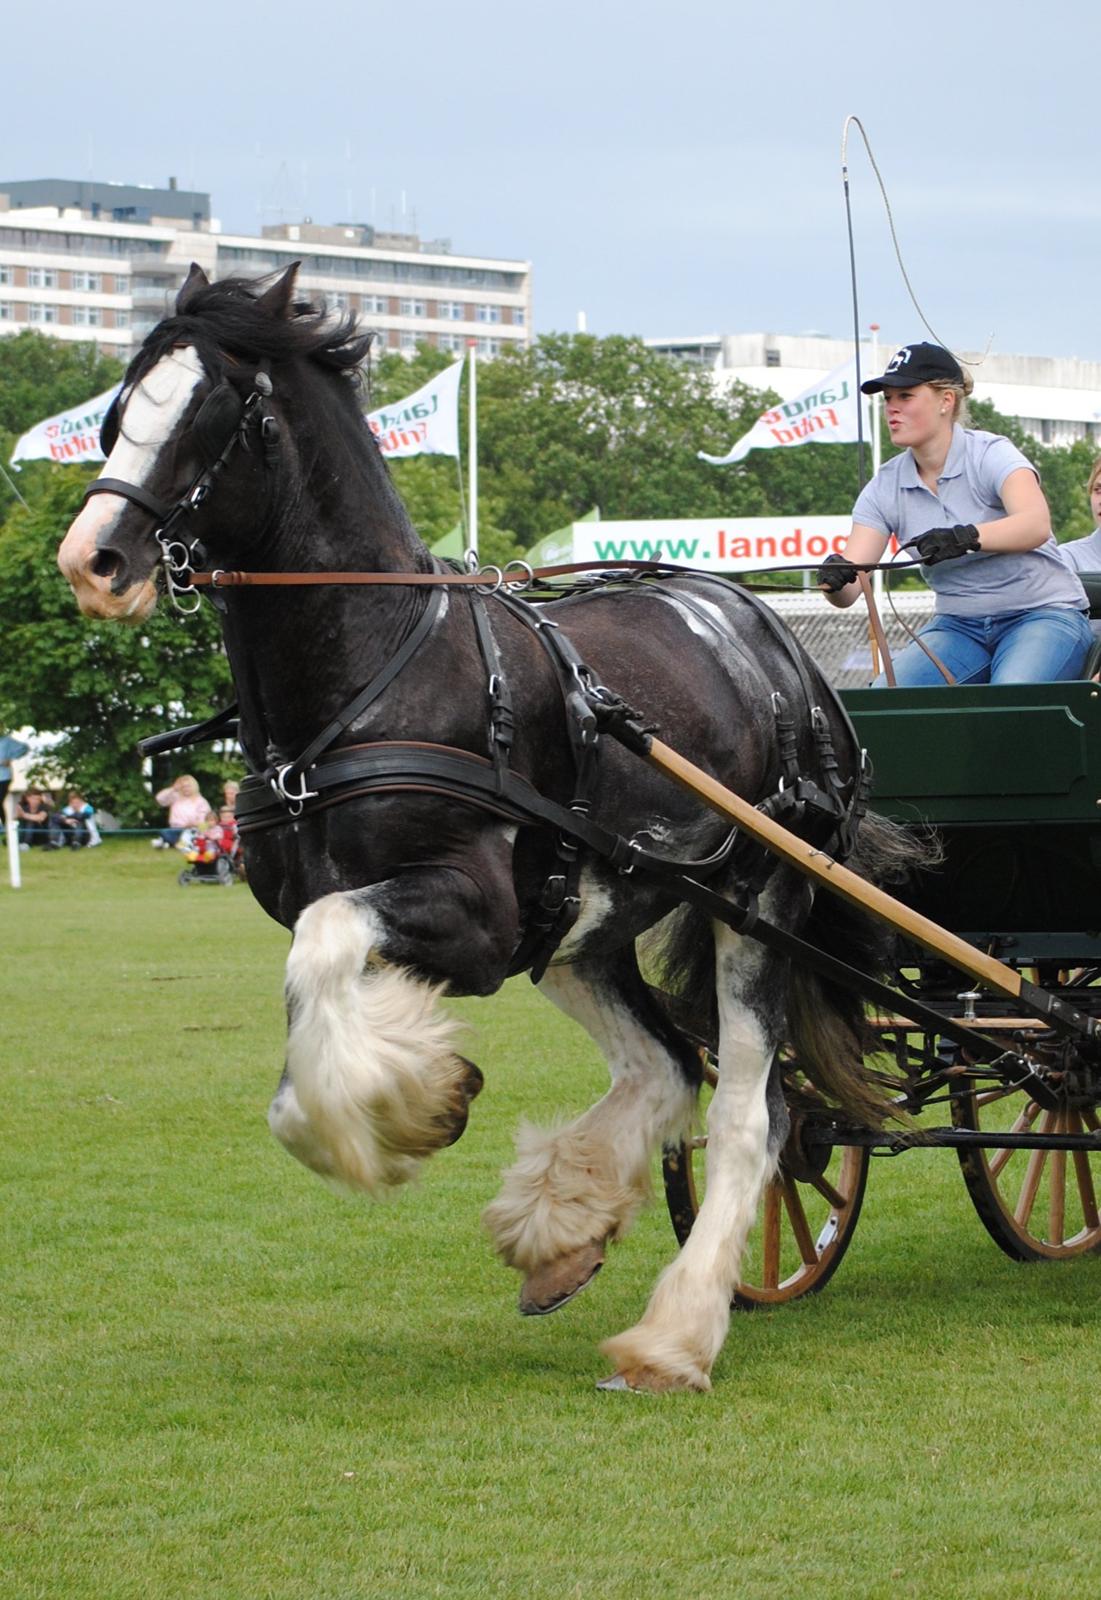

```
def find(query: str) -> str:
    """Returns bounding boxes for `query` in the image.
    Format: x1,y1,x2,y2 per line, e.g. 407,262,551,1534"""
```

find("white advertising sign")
699,359,870,465
571,516,906,575
11,385,121,466
366,359,462,459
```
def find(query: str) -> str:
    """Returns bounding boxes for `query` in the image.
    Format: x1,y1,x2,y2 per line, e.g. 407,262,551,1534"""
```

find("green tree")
0,330,122,438
474,334,773,548
0,471,234,821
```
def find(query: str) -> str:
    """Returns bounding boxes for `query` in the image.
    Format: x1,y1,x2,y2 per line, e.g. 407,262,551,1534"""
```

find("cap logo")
885,347,912,374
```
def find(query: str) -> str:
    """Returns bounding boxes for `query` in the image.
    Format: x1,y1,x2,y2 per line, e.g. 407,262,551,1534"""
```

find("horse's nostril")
90,549,121,581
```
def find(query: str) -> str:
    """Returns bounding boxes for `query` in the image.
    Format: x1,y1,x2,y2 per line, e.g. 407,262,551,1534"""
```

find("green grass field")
4,841,1101,1599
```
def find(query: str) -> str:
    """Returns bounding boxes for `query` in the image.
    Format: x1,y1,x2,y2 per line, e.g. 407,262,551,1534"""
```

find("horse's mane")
118,271,427,566
121,274,376,389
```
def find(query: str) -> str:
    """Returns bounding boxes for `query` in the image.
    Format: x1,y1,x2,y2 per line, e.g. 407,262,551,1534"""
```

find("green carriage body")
842,681,1101,963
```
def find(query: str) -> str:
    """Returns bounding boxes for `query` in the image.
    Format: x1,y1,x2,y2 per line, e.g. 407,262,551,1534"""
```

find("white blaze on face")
77,345,206,543
57,345,207,619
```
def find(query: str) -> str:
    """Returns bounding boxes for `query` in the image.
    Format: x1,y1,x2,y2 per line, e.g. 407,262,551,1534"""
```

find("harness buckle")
272,764,320,817
618,838,643,876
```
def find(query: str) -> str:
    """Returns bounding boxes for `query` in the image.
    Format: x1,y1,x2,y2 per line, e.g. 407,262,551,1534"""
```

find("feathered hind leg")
484,945,702,1313
600,907,793,1392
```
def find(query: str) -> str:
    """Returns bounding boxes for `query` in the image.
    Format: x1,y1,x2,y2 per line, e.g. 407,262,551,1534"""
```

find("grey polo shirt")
1058,527,1101,573
852,426,1087,617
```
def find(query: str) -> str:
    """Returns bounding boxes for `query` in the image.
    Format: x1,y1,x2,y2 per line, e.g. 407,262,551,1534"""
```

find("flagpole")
5,790,20,889
466,341,479,567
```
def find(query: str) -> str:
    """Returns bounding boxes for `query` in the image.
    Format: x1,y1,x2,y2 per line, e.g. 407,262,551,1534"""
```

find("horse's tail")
651,812,937,1128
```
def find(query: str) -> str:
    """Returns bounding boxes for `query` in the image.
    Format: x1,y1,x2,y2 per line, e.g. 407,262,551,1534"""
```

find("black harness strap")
268,584,446,805
138,703,240,760
85,479,176,522
466,587,515,793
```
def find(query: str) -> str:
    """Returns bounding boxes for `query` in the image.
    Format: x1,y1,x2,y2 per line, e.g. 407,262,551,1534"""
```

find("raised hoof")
518,1240,605,1316
440,1056,484,1148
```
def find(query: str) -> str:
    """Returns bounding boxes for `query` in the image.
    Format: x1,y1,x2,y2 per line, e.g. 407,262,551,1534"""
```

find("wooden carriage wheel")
950,1081,1101,1261
662,1062,870,1308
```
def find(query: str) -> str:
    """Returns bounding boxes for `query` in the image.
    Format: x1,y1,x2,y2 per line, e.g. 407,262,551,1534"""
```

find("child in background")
185,811,222,865
52,791,101,848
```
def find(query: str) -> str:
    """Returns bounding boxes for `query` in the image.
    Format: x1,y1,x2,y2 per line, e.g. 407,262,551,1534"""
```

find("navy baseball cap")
861,342,964,394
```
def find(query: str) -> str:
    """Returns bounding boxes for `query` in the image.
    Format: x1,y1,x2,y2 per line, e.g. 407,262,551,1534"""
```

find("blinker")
100,396,120,457
192,381,245,465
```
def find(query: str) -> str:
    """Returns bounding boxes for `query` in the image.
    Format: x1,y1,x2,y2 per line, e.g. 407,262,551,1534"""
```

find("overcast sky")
6,0,1099,362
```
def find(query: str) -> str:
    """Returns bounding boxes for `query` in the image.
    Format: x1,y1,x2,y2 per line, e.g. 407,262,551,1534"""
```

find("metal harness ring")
504,559,535,591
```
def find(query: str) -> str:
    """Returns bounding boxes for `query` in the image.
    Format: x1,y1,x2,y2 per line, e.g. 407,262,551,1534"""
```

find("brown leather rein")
187,558,940,683
187,556,903,593
190,558,709,590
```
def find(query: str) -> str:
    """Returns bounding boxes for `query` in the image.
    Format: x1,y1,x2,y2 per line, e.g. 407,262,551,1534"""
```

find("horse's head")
58,262,374,622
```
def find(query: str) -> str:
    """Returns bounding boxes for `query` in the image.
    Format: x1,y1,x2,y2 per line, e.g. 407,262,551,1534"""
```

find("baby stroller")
177,826,238,887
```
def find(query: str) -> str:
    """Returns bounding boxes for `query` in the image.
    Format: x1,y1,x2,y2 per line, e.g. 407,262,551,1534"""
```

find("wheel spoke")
761,1181,782,1289
781,1177,819,1266
807,1170,847,1209
1083,1107,1100,1133
1068,1111,1101,1230
988,1101,1041,1179
1014,1112,1054,1227
1048,1112,1066,1246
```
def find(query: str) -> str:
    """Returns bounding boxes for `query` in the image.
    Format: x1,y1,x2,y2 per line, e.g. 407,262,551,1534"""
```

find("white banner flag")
10,384,121,467
699,358,869,465
366,359,463,459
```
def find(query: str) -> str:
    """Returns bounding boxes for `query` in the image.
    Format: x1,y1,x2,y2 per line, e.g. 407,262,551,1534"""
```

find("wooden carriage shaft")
644,737,1096,1039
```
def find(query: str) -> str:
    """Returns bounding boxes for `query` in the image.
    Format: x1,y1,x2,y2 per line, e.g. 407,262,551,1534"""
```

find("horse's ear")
176,263,210,313
255,262,301,320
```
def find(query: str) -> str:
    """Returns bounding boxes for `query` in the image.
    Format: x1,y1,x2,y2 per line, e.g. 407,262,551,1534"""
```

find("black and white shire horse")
59,266,916,1392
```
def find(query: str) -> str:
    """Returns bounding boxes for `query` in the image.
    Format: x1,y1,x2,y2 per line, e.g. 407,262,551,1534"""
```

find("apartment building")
0,178,532,364
647,332,1101,449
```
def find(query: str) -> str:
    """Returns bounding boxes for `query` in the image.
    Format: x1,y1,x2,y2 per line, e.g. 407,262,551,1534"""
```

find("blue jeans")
873,606,1094,688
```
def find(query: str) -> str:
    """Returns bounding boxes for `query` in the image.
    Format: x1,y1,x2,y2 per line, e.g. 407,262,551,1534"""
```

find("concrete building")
646,332,1101,449
0,179,532,365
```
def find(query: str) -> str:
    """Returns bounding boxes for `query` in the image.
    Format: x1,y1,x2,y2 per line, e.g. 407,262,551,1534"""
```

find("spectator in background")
1058,457,1101,576
15,787,52,847
50,790,101,848
0,733,29,819
153,774,209,848
223,778,240,814
215,805,239,854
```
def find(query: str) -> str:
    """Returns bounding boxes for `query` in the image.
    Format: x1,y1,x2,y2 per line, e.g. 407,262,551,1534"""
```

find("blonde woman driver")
817,342,1091,686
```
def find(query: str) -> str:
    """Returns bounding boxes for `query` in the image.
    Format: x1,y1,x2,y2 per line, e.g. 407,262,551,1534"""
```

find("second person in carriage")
817,342,1092,686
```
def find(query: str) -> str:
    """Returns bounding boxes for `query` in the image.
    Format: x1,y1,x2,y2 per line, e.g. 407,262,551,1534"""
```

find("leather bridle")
82,361,277,614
